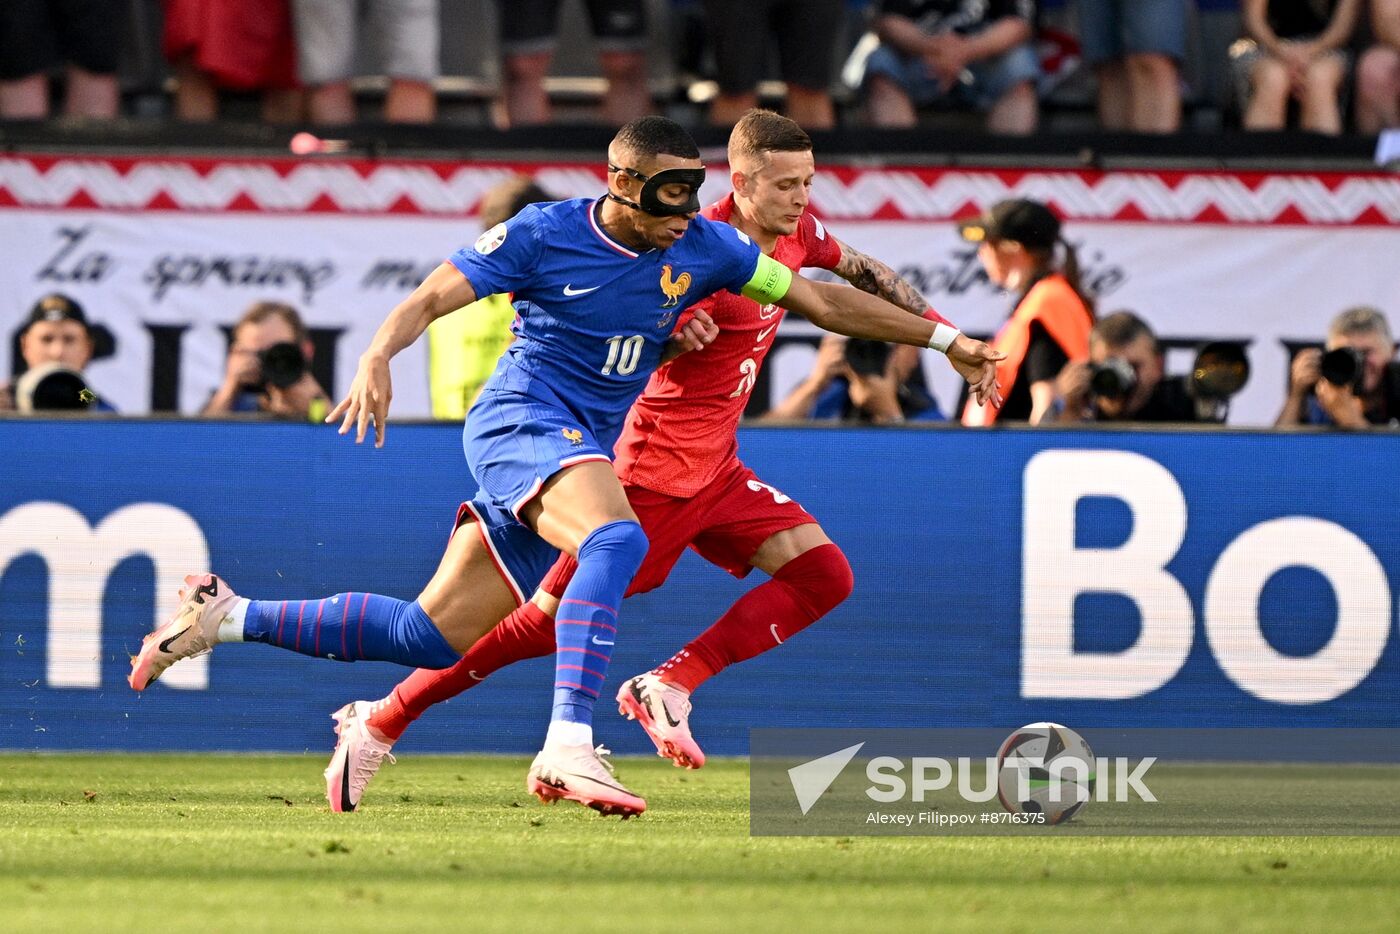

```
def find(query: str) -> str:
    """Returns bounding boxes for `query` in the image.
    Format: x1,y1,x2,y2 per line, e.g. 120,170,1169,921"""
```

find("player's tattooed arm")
831,238,931,317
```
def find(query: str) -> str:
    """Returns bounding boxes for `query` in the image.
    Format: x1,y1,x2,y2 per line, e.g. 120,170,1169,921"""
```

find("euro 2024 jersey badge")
475,224,508,255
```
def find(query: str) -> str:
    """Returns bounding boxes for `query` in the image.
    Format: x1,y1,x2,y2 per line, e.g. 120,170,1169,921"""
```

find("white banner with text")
2,156,1396,422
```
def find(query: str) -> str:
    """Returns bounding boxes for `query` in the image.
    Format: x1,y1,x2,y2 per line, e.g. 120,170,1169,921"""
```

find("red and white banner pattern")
1,155,1397,422
3,155,1398,224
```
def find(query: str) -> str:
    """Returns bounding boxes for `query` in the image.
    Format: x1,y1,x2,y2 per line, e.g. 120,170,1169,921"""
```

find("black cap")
26,293,89,330
957,199,1061,251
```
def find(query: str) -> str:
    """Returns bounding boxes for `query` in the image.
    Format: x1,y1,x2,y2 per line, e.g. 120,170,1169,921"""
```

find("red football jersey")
613,194,843,497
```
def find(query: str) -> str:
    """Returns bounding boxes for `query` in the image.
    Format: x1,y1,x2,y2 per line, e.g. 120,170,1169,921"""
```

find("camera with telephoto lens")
257,342,309,390
843,338,892,377
1319,347,1365,394
1089,357,1136,399
14,363,92,412
1190,342,1250,400
1189,341,1250,422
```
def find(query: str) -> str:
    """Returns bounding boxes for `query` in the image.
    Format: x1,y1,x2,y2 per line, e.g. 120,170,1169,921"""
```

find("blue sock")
243,593,460,669
552,521,649,727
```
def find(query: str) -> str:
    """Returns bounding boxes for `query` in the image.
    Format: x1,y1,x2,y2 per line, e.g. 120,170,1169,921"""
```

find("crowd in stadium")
1,1,1398,135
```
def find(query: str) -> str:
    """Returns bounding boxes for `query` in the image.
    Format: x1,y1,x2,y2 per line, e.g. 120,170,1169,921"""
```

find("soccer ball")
995,722,1095,824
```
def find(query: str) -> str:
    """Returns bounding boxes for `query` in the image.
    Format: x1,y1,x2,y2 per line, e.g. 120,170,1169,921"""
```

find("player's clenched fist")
662,308,720,362
327,353,394,448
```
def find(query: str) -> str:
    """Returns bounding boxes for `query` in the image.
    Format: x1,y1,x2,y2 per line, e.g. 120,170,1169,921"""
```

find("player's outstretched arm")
776,274,1005,407
327,262,479,447
823,240,1002,397
830,238,931,316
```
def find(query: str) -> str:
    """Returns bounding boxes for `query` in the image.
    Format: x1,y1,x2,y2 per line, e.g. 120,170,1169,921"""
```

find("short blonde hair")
727,109,812,169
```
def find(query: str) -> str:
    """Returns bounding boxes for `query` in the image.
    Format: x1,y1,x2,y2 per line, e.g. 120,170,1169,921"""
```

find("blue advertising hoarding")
1,419,1397,756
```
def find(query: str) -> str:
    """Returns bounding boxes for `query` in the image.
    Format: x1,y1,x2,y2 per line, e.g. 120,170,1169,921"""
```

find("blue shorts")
460,385,615,603
463,385,614,520
1076,0,1188,66
455,497,560,605
864,40,1041,111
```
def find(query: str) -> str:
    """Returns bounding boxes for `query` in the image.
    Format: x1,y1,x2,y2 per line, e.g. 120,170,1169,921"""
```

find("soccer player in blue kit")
129,117,1003,817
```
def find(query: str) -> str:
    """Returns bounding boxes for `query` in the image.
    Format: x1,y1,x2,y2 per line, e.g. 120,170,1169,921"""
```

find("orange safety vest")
962,273,1092,426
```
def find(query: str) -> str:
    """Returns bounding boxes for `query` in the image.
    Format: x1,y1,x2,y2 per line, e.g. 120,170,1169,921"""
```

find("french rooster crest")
659,264,692,307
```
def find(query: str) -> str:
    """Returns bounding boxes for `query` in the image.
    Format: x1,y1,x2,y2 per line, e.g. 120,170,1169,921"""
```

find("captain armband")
739,253,793,305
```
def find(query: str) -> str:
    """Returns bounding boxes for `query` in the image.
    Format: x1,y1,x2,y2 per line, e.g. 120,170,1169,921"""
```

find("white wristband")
927,323,960,354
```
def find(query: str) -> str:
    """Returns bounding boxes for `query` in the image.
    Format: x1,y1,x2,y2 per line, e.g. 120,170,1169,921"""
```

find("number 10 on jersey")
601,334,645,376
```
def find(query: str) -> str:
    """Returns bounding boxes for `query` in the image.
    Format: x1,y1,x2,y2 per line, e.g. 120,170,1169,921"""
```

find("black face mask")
605,163,706,216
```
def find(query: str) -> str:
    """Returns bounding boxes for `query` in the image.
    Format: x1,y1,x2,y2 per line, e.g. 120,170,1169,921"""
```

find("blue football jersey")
448,197,761,446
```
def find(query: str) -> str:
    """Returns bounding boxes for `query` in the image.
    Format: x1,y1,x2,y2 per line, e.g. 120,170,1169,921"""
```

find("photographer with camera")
2,294,116,414
838,338,943,423
1276,306,1400,429
1054,311,1247,424
203,301,328,419
765,334,943,424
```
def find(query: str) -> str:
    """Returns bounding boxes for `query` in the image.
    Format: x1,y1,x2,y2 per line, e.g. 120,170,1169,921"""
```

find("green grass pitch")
3,754,1399,934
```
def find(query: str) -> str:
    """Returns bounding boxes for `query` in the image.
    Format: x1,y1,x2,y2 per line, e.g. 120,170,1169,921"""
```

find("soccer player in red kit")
323,110,998,810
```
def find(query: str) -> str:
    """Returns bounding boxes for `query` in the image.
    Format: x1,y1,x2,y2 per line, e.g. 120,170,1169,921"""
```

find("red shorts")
538,459,818,599
163,0,299,91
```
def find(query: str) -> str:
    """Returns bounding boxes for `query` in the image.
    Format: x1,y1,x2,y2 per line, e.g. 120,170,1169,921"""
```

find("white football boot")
128,573,238,691
616,673,705,769
526,743,646,818
324,700,396,813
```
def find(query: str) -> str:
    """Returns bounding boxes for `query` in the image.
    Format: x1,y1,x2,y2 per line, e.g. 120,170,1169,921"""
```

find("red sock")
653,543,853,693
367,600,557,740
